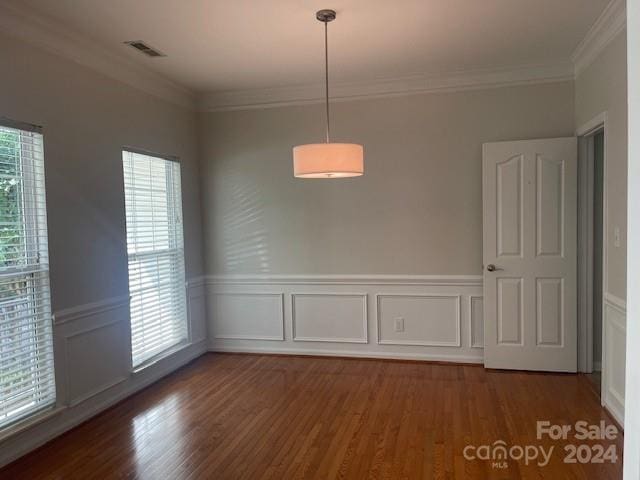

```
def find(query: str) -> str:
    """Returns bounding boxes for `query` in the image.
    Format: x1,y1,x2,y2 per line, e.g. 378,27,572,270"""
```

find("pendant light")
293,9,364,178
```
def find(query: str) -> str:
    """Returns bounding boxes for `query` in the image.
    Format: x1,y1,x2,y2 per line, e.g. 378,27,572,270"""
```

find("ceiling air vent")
124,40,166,57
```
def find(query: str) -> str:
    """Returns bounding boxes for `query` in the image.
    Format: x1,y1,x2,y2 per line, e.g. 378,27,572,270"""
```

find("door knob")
487,264,499,272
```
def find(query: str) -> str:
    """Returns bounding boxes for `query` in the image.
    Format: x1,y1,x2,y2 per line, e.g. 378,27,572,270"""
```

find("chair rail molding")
53,295,130,325
204,273,483,286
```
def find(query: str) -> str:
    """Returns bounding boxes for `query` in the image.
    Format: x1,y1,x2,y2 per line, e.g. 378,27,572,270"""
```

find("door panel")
483,137,577,372
536,155,565,257
536,277,563,346
497,278,523,345
496,155,524,257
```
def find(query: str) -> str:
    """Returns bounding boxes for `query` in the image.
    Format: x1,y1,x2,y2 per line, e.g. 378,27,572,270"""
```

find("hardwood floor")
0,353,623,479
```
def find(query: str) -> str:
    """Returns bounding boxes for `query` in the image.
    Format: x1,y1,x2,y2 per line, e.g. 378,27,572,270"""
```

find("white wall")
0,32,207,466
575,29,628,425
624,1,640,478
200,83,575,275
200,82,575,360
575,30,628,301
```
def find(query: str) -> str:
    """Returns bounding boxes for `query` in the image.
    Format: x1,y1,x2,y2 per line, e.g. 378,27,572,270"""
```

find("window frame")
121,148,189,371
0,117,56,432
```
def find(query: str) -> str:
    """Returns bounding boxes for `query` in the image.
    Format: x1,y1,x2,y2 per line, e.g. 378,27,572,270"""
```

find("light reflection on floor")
132,392,185,479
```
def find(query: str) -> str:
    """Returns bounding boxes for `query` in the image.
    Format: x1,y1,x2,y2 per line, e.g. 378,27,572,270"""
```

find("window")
0,121,55,429
122,150,187,368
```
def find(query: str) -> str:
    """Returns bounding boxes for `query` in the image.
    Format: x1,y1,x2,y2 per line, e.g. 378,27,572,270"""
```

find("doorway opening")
577,115,606,398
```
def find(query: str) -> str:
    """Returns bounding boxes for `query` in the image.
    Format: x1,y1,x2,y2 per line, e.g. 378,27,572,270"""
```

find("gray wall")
200,82,575,276
0,31,206,466
0,32,204,309
575,30,628,300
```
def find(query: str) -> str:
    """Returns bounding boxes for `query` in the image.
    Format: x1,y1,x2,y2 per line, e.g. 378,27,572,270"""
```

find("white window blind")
0,122,55,430
123,150,187,368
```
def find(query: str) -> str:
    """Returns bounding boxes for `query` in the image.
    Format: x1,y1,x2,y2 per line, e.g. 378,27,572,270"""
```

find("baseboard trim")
208,345,483,365
604,402,625,430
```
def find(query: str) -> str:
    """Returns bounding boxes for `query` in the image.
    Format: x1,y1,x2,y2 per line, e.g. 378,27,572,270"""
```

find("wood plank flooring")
0,353,624,479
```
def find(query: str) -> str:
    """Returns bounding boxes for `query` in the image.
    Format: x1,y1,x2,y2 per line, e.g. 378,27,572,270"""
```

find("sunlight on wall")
218,170,271,273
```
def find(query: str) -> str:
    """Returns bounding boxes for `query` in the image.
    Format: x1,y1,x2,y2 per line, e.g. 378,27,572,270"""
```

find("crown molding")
0,1,196,110
198,62,575,112
0,0,619,113
571,0,626,76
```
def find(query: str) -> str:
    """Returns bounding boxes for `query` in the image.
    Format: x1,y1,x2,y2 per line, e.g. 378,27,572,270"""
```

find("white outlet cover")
394,317,404,333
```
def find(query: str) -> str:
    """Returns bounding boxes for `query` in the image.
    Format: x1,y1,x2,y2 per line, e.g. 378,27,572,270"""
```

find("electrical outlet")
614,227,621,248
394,317,404,333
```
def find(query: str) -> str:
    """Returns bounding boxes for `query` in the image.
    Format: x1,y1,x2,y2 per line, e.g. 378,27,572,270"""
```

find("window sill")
0,405,66,444
131,340,192,375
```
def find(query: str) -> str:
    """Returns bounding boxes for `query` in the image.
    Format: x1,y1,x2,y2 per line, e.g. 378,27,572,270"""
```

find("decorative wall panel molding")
376,294,461,347
187,277,208,344
207,274,483,364
602,292,626,425
62,317,130,407
292,293,368,343
209,292,285,341
469,296,484,348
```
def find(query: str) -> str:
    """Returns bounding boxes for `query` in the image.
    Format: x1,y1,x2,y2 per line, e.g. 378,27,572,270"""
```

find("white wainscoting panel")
210,292,285,340
377,294,460,347
63,318,129,407
187,279,208,344
292,293,367,343
603,293,626,425
207,275,483,364
469,296,484,348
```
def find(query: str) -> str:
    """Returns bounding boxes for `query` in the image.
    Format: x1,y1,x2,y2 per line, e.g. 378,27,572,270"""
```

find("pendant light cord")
324,20,330,143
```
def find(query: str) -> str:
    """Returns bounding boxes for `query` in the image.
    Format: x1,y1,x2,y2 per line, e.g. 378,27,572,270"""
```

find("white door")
482,137,577,372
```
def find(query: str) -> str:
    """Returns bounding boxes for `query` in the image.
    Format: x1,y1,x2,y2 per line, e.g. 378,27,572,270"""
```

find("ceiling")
9,0,609,95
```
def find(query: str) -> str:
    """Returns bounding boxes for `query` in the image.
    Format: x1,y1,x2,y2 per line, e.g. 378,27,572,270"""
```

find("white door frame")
576,112,607,383
625,4,640,476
